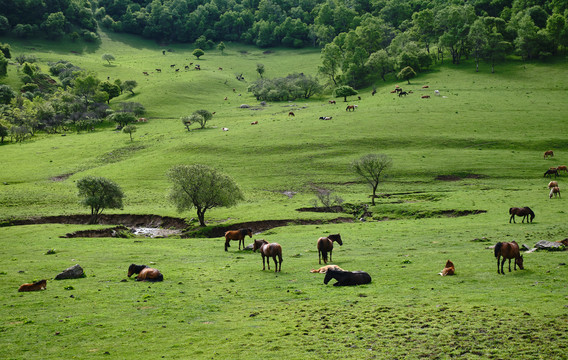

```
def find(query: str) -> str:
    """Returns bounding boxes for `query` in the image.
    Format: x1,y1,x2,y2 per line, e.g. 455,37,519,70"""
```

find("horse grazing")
224,228,252,251
127,264,163,282
156,68,161,72
548,180,558,189
557,165,568,173
494,241,524,275
252,239,283,272
323,269,371,286
549,186,561,198
398,91,408,97
346,105,356,111
438,260,455,276
288,111,295,116
328,100,336,104
509,207,535,223
18,279,47,292
317,234,343,264
544,150,554,159
310,264,344,273
544,168,558,178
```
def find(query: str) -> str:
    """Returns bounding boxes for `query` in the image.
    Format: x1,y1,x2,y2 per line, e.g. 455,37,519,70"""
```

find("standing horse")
252,239,283,272
224,228,252,251
317,234,343,264
323,269,371,286
346,105,356,111
509,207,535,223
127,264,164,281
494,241,524,274
544,150,554,159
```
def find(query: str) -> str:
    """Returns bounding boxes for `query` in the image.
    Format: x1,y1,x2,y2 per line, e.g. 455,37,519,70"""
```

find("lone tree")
77,176,124,224
122,124,136,141
256,63,265,78
397,66,417,84
102,53,115,65
334,85,358,102
181,116,192,131
217,41,226,54
110,112,137,128
167,164,244,226
192,49,204,59
192,109,213,129
351,154,392,206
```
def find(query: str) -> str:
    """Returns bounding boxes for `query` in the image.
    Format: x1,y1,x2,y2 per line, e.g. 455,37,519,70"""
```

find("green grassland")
1,33,568,359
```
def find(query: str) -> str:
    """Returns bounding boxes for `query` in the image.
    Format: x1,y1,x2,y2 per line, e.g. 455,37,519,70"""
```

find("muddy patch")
50,173,74,182
296,206,344,213
4,214,188,229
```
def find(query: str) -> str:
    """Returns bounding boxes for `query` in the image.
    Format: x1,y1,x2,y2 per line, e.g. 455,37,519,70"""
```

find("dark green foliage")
0,43,10,58
192,49,205,59
76,176,124,224
0,52,7,77
0,85,15,104
167,164,244,226
334,85,358,102
109,112,137,128
248,73,322,101
192,110,213,129
99,81,121,103
0,124,7,143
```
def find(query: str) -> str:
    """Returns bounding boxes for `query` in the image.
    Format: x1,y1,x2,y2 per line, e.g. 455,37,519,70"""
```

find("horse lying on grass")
323,269,371,286
127,264,163,282
310,265,344,273
438,260,455,276
18,279,47,292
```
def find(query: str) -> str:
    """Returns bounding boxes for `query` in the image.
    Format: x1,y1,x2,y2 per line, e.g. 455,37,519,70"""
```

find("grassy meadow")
1,32,568,359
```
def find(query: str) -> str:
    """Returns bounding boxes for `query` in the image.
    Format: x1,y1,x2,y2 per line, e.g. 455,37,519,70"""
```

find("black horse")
509,207,535,223
323,269,371,286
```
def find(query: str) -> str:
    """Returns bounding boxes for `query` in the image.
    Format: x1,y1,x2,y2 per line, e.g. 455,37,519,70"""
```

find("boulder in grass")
534,240,565,251
54,264,85,280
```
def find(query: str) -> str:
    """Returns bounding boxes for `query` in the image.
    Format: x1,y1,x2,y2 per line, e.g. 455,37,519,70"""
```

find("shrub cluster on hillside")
248,73,323,101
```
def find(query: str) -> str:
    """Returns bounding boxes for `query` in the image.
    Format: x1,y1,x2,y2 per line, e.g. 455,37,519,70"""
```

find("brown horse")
18,279,47,292
252,239,283,272
288,111,295,116
317,234,343,264
494,241,524,274
544,168,558,178
509,207,535,223
224,228,252,251
346,105,356,111
557,165,568,173
544,150,554,159
438,260,455,276
127,264,163,281
549,186,561,198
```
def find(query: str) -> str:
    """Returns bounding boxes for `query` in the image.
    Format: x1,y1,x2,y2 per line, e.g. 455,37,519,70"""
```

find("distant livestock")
548,181,558,189
434,90,440,96
398,91,408,97
549,186,561,198
317,234,343,265
422,85,429,88
185,65,189,70
329,100,336,104
494,241,524,275
310,265,344,273
438,260,455,276
251,121,258,125
218,67,223,70
346,105,356,111
143,72,149,75
544,168,559,178
421,95,430,99
225,229,252,251
138,118,147,122
319,116,332,120
170,64,175,68
288,111,295,117
156,68,161,72
18,279,47,292
557,165,567,173
544,150,554,159
222,127,229,131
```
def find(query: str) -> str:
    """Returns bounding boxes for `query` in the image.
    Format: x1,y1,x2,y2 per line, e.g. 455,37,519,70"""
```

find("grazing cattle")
421,95,430,99
162,50,166,55
434,90,440,96
251,121,258,125
324,269,371,286
222,127,229,131
190,62,193,66
310,265,344,273
317,234,343,265
544,168,559,178
127,264,163,282
18,279,47,292
398,91,408,97
253,239,283,272
224,228,252,251
233,88,236,92
548,181,558,189
346,105,356,111
218,67,223,70
494,241,524,275
156,68,161,72
509,207,535,223
438,260,455,276
184,65,189,70
422,85,429,88
549,186,561,198
170,64,175,68
143,72,149,75
288,111,295,117
557,165,568,173
544,150,554,159
328,100,336,104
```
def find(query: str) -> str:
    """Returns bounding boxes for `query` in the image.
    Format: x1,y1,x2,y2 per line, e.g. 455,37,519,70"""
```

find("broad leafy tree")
351,154,392,206
122,124,136,141
192,109,213,129
167,164,244,226
334,85,358,101
365,50,393,82
318,43,342,86
397,66,416,84
468,19,489,72
102,53,115,65
77,176,124,224
192,49,205,59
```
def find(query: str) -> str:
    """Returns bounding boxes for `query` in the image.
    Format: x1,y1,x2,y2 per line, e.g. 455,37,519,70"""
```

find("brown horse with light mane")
127,264,164,281
549,186,561,198
317,234,343,264
252,239,283,272
509,207,535,223
494,241,524,275
438,260,455,276
18,279,47,292
346,105,356,111
310,264,344,273
224,228,252,251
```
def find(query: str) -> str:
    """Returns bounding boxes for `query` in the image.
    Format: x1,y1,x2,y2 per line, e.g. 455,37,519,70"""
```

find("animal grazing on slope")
544,150,554,159
185,65,189,70
494,241,524,275
310,265,344,273
143,71,149,75
544,168,558,178
421,95,430,99
323,269,371,286
548,181,558,189
252,239,283,272
549,186,561,198
509,207,535,223
156,69,161,72
222,127,229,131
438,260,455,276
422,85,429,88
288,111,295,116
18,279,47,292
224,228,252,251
346,105,356,111
170,64,175,67
434,90,440,96
218,67,223,70
317,234,343,264
557,165,568,173
251,121,258,125
328,100,336,104
398,91,408,97
127,264,163,281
